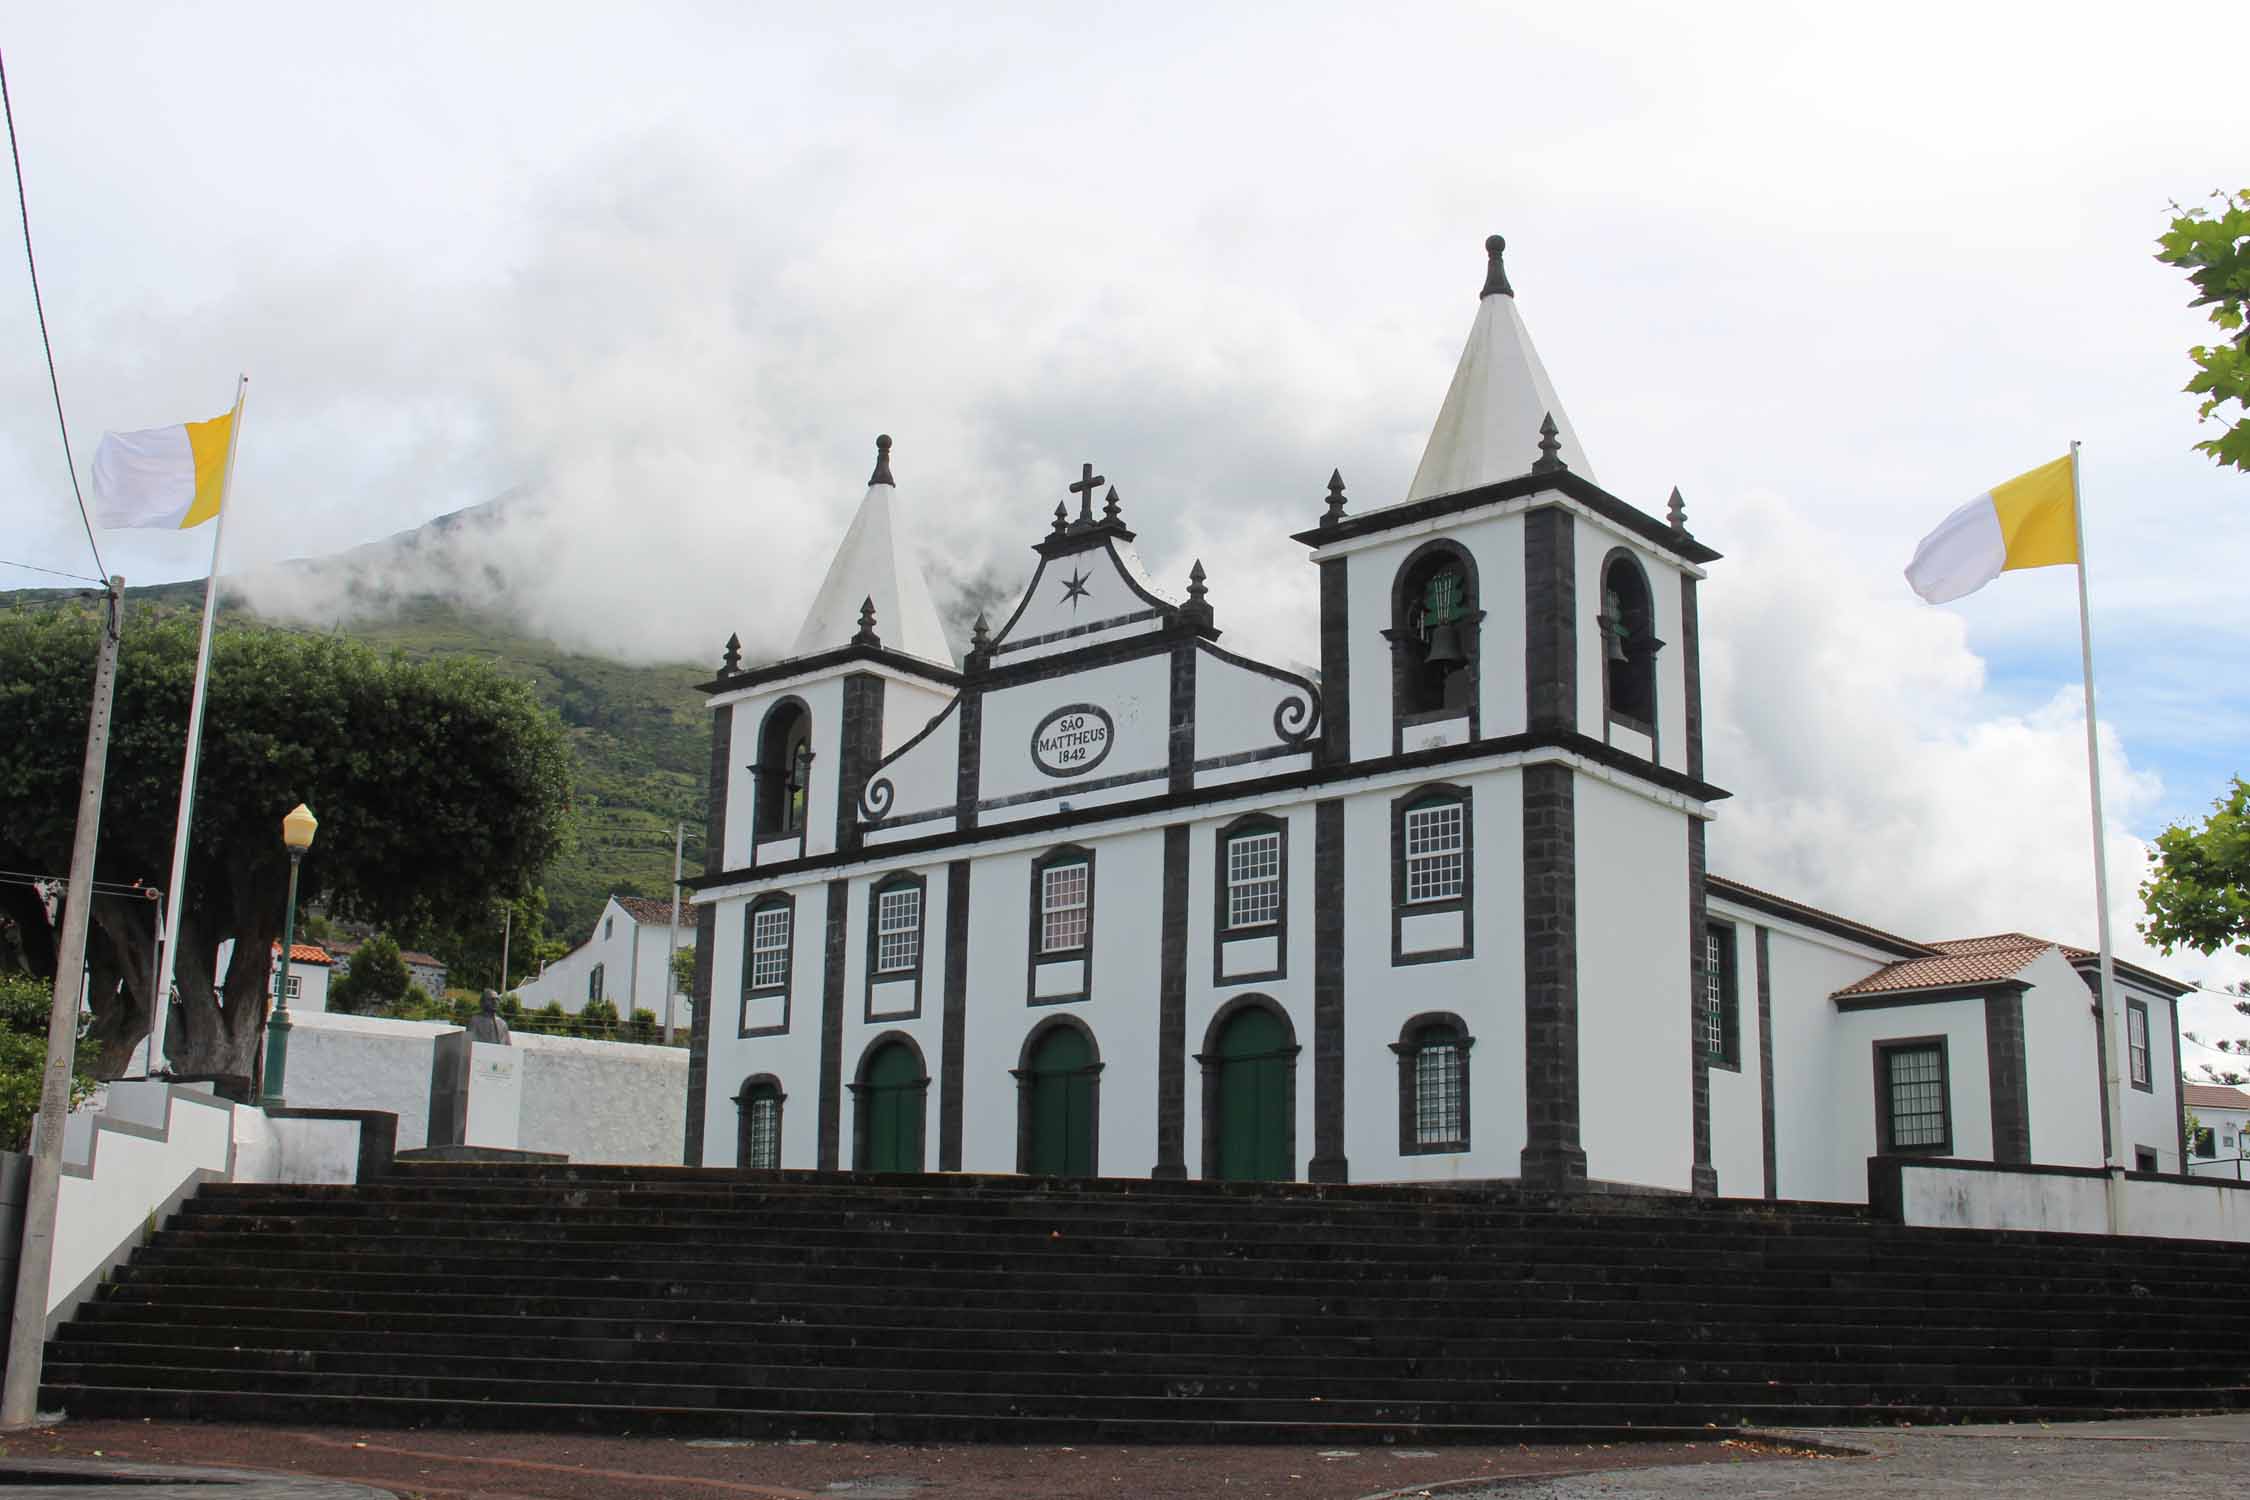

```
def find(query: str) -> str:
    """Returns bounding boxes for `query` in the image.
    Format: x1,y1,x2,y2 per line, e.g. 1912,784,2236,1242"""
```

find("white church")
680,236,2190,1201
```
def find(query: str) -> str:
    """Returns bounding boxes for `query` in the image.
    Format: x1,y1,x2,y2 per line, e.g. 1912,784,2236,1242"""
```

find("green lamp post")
260,802,318,1108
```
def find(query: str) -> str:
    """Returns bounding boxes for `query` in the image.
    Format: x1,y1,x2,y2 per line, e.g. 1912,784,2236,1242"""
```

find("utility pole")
4,578,125,1427
498,906,511,994
665,821,684,1044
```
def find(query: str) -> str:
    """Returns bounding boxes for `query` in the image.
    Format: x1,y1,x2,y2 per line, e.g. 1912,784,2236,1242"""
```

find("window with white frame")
2127,1000,2151,1090
1041,861,1090,953
1225,830,1282,930
876,885,922,973
748,903,791,992
1879,1041,1949,1153
588,963,605,1003
271,973,301,1000
1403,802,1465,903
1702,923,1739,1067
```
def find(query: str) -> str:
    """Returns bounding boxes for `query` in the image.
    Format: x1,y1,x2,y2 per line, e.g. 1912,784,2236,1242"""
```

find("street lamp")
260,803,318,1108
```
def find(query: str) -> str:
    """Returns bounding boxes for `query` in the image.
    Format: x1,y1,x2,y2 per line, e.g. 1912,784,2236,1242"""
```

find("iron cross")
1068,462,1105,524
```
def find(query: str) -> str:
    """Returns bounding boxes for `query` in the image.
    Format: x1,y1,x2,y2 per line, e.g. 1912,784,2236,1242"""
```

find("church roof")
614,895,683,926
1405,235,1594,502
790,435,955,668
2184,1083,2250,1113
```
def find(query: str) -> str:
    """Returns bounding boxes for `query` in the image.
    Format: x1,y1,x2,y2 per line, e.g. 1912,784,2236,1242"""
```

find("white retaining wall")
1879,1157,2250,1243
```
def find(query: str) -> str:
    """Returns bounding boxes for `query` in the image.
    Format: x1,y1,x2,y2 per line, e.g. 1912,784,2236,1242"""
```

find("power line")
0,47,104,582
0,556,106,586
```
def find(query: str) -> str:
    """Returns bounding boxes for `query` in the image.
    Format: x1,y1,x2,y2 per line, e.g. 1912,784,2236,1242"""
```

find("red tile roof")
615,895,685,926
2184,1083,2250,1113
271,942,332,966
1832,936,2050,999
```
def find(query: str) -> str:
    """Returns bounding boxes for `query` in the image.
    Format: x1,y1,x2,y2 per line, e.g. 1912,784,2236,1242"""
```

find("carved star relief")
1060,568,1092,610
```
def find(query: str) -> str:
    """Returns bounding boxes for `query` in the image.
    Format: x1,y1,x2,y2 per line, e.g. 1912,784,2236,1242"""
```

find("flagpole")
2070,440,2129,1234
142,374,248,1079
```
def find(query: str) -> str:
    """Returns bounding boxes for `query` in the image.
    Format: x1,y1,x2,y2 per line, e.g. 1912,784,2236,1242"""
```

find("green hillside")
2,582,711,946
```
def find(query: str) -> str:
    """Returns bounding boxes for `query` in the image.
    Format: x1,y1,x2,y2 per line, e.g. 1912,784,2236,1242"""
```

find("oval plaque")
1030,703,1115,779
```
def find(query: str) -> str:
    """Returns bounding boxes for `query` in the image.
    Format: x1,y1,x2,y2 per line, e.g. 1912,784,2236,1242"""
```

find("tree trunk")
87,894,159,1079
161,910,280,1082
0,880,58,977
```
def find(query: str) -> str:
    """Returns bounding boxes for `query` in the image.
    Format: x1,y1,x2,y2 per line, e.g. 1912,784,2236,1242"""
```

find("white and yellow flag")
90,410,236,530
1904,453,2077,603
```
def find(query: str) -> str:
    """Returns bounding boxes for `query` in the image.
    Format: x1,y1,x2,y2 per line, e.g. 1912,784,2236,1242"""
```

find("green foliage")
629,1008,659,1044
0,971,97,1152
2141,776,2250,958
330,933,410,1015
0,606,575,1074
670,944,696,1001
2156,190,2250,474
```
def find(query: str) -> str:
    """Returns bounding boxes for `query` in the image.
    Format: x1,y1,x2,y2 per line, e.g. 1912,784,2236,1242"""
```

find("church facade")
680,237,2189,1199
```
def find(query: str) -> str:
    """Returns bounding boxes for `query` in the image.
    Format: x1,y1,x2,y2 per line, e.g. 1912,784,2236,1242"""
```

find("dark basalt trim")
1984,988,2031,1165
1318,558,1350,763
1390,782,1474,967
737,893,794,1039
693,729,1727,892
1706,876,1934,960
684,697,733,1166
1309,798,1348,1183
1294,469,1723,566
816,878,849,1170
939,860,970,1171
1168,643,1196,795
1390,1012,1473,1157
1523,507,1575,737
1211,812,1288,988
1682,573,1704,783
1154,823,1190,1181
862,870,926,1022
1025,844,1095,1008
1688,819,1715,1197
994,608,1165,655
1756,925,1776,1201
1519,761,1585,1191
700,642,960,696
835,673,886,852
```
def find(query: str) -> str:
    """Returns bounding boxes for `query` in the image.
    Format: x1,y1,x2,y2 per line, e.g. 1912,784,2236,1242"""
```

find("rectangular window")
749,905,791,991
2135,1147,2159,1173
1702,923,1739,1066
588,963,605,1003
2127,1000,2151,1090
1880,1041,1949,1153
2194,1126,2217,1159
1415,1041,1463,1148
1404,802,1465,904
1225,831,1282,929
1041,862,1090,953
876,886,921,973
271,973,300,1000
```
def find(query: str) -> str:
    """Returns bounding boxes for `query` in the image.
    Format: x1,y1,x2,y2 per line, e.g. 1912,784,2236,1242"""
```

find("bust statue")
468,989,511,1045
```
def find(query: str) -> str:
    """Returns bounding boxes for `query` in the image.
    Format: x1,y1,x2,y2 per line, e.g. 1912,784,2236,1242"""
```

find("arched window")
1392,1013,1473,1154
734,1075,784,1169
1389,541,1481,731
753,698,815,837
1196,997,1299,1182
1598,551,1661,732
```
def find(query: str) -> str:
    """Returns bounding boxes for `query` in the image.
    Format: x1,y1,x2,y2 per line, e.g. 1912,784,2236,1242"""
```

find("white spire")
1406,235,1594,501
790,435,955,666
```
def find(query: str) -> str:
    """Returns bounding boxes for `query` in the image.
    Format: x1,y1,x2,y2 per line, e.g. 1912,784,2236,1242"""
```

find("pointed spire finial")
1480,233,1514,299
1532,411,1566,474
869,433,895,486
1321,468,1348,527
1187,558,1207,599
1666,486,1688,533
1102,485,1122,524
1183,558,1215,631
1051,501,1069,536
852,596,881,647
720,632,742,676
970,611,991,651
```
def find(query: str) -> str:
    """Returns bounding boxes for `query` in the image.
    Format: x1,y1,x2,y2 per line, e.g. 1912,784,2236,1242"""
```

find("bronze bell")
1423,621,1466,666
1604,623,1629,665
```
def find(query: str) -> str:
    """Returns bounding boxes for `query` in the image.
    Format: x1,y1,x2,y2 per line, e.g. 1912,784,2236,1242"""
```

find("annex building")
680,236,2189,1199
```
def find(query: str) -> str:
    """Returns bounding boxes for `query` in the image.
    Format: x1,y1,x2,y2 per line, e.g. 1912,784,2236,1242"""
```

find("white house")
214,941,334,1015
677,236,2190,1199
515,893,694,1024
2184,1083,2250,1179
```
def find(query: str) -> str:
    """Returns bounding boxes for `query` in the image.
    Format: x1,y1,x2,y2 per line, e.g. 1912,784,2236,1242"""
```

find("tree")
2141,777,2250,960
0,607,573,1079
329,933,410,1015
2156,190,2250,474
0,971,97,1152
670,944,696,1002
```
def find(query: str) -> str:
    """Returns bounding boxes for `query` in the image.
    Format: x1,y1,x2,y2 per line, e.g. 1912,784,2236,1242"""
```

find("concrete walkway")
1432,1414,2250,1498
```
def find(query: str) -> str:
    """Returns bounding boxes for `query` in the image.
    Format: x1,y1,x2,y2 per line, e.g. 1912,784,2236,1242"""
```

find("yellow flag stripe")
179,410,235,529
1992,453,2077,573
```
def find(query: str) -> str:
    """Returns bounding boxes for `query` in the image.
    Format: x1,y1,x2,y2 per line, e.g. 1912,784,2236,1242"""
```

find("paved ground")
1444,1414,2250,1498
0,1423,1798,1499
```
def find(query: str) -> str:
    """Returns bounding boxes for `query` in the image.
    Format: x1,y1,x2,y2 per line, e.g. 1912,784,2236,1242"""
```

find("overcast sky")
3,4,2244,1033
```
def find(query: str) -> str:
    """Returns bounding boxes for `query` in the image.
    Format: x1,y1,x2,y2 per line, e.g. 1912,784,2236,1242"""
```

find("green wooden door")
859,1043,924,1172
1027,1026,1095,1177
1215,1007,1292,1181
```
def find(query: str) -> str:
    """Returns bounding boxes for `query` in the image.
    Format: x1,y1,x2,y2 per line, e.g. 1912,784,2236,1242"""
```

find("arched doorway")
852,1036,927,1173
1201,1001,1297,1181
1016,1020,1100,1178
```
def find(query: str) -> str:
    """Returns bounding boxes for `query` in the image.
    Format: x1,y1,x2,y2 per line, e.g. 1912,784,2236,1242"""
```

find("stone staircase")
39,1163,2250,1442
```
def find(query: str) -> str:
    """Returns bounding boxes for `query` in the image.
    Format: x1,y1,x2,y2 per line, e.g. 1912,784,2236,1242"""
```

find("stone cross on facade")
1068,462,1106,525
